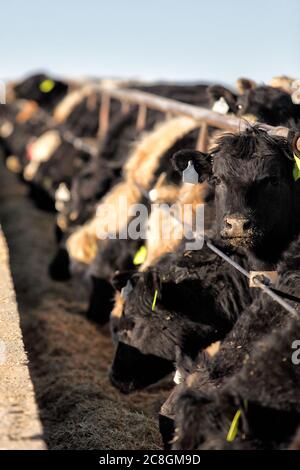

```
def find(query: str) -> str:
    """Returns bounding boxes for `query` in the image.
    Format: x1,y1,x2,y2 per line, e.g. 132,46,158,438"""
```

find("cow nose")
223,214,252,237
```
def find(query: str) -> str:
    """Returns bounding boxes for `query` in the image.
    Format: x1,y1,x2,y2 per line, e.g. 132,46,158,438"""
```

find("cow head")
14,73,68,110
109,271,175,392
236,85,300,126
208,80,300,126
173,127,298,263
109,269,222,393
63,161,113,229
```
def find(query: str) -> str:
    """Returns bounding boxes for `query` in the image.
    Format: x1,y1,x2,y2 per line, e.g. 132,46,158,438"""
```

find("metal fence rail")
94,85,291,148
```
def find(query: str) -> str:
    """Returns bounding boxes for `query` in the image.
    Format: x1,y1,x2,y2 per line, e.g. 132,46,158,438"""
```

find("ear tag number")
182,160,198,185
121,280,133,300
212,97,230,115
293,153,300,181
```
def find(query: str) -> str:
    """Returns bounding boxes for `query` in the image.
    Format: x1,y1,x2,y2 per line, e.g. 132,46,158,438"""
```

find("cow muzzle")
110,342,174,393
221,213,253,245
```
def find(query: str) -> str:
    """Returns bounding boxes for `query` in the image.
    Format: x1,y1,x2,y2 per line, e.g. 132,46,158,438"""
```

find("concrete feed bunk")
0,228,45,450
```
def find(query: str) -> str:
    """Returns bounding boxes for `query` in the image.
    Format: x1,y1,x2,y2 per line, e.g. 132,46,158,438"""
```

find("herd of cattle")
1,72,300,450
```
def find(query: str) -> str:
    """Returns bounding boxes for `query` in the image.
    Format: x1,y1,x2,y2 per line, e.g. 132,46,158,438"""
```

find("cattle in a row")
1,71,300,450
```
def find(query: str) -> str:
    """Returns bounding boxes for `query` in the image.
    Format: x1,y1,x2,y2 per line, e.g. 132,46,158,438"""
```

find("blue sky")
1,0,299,84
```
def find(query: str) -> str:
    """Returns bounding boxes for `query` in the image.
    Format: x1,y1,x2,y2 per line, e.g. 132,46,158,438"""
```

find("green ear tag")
133,245,147,266
293,153,300,181
152,289,158,311
226,409,241,442
39,79,55,93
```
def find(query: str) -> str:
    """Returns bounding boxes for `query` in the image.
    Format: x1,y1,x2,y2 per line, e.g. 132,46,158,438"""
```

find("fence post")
99,93,111,140
196,122,208,152
136,104,147,131
121,101,130,114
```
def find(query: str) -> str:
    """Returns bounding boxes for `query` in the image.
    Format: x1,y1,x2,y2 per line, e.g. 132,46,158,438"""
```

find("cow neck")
213,236,280,272
250,223,300,271
244,249,278,272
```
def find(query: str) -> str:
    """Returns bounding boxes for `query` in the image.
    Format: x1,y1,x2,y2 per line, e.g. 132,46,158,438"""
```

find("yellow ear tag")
39,79,55,93
152,289,158,311
293,153,300,181
226,409,241,442
133,245,147,266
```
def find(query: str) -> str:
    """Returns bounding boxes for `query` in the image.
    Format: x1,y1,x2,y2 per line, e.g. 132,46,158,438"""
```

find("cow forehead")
213,150,288,180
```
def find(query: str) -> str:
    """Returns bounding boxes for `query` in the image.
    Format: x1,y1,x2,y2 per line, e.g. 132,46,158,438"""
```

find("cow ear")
172,149,212,183
207,85,238,113
236,77,257,94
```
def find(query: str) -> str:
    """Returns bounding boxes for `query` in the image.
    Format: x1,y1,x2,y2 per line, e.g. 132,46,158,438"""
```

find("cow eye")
237,104,243,110
265,176,280,186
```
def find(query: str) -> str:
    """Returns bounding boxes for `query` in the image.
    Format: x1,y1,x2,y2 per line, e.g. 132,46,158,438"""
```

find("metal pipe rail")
205,238,298,318
18,82,297,160
94,85,291,144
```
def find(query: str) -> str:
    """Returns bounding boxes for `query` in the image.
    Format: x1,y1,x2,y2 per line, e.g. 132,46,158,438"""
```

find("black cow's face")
14,73,68,109
236,86,300,126
110,271,219,392
208,82,300,126
65,162,112,227
109,272,176,392
173,129,296,259
109,341,174,394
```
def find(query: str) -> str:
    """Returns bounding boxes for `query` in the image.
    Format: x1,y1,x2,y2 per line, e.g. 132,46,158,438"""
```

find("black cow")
110,242,253,393
63,79,234,311
89,86,300,327
162,228,300,448
0,101,52,170
23,90,103,209
29,141,93,211
173,303,300,449
174,128,300,266
109,127,300,393
48,84,212,297
13,73,69,112
52,81,213,238
82,124,202,324
48,106,166,281
208,80,300,126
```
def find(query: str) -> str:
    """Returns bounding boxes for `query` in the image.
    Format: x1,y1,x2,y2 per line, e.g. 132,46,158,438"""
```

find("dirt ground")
0,155,173,450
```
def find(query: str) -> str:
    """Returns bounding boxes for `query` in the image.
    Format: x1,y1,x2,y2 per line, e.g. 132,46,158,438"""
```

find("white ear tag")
121,280,133,300
212,97,230,115
149,188,158,202
173,369,182,385
182,160,198,185
55,182,70,202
